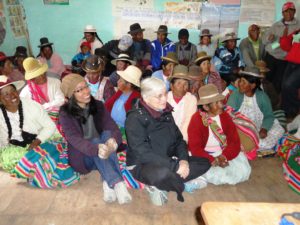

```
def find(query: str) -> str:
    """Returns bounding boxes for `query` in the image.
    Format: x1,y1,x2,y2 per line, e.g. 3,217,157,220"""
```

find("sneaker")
184,176,207,193
145,186,168,206
114,181,132,205
103,181,116,203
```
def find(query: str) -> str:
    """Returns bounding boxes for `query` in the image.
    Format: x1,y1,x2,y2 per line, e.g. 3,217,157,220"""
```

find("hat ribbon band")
201,93,219,100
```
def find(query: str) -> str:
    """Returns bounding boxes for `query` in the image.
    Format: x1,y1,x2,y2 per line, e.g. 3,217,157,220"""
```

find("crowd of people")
0,1,299,206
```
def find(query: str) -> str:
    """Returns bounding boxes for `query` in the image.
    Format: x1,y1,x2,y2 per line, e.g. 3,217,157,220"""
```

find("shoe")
103,181,116,203
145,186,168,206
114,181,132,204
184,176,207,193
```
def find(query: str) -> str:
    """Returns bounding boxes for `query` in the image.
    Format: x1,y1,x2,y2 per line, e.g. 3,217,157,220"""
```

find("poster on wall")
0,0,6,45
239,0,275,26
43,0,69,5
112,0,154,16
6,0,25,38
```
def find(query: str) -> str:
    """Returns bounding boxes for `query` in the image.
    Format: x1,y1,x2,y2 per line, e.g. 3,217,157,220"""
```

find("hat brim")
111,58,136,66
128,28,145,34
200,34,213,37
25,63,48,80
81,61,102,73
239,71,264,78
222,38,240,43
154,31,171,34
194,56,211,65
0,80,25,91
197,93,225,105
258,67,270,73
117,70,140,87
38,43,53,48
161,56,178,64
168,73,191,81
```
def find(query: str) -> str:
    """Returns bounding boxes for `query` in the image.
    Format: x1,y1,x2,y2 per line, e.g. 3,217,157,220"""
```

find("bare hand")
105,138,118,152
259,128,268,139
217,155,229,168
98,144,110,159
268,34,275,42
176,160,190,179
28,138,41,150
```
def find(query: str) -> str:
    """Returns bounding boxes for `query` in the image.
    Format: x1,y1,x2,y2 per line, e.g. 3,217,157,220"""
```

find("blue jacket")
151,38,176,71
72,52,91,65
213,46,245,75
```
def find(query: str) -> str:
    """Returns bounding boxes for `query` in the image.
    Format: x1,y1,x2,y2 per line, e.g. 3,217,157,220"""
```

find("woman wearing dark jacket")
125,77,210,206
59,73,132,204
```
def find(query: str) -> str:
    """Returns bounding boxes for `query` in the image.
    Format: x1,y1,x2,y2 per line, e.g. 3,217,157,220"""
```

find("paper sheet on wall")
5,0,26,38
112,0,154,16
165,2,201,13
239,0,275,26
209,0,240,5
0,0,6,45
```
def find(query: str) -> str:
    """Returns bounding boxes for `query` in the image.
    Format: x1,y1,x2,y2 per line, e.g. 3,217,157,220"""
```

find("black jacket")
125,100,189,166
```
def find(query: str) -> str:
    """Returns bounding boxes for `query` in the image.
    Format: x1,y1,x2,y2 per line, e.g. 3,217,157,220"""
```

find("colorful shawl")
28,80,49,105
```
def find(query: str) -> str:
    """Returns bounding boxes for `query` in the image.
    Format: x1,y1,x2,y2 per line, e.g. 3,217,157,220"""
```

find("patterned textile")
117,151,145,189
9,139,79,188
199,111,227,149
225,106,259,160
273,110,287,128
275,133,300,194
28,80,49,105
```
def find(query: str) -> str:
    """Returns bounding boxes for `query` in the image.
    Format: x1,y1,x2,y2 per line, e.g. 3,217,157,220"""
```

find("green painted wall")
1,0,291,64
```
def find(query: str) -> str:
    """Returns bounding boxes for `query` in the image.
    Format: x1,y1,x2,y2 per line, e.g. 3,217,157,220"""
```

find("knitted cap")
61,73,85,98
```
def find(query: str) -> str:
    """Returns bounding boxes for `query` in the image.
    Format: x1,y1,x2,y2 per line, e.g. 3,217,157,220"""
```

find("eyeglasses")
74,85,89,94
152,92,167,100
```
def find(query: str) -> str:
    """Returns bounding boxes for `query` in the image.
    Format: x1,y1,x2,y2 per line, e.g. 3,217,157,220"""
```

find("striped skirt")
0,139,79,188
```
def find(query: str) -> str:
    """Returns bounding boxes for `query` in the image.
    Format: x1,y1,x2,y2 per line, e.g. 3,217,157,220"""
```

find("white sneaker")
103,181,116,203
184,176,207,193
114,181,132,205
145,186,168,206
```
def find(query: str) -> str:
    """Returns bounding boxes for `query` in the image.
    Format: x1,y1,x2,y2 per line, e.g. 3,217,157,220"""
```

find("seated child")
71,41,91,74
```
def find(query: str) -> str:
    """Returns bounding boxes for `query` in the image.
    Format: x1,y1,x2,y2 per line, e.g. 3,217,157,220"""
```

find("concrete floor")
0,157,299,225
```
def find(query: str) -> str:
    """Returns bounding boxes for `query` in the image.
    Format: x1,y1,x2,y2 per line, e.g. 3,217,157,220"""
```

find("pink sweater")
38,53,65,77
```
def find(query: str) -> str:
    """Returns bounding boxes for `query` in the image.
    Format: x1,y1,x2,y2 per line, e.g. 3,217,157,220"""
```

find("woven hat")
154,25,170,34
14,46,28,57
117,65,142,87
82,55,103,73
194,51,211,65
282,2,295,12
168,65,190,81
84,25,97,33
23,57,48,80
199,29,213,37
128,23,145,34
188,65,203,81
198,84,224,105
255,60,270,73
61,73,86,99
239,67,264,79
161,52,179,64
0,75,25,91
118,35,133,51
38,37,53,48
0,52,7,61
222,32,240,43
111,53,136,66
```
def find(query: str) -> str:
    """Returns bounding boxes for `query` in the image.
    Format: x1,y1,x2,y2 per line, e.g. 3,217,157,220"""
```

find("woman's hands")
259,128,268,139
98,138,118,159
28,138,41,150
212,154,229,168
176,160,190,179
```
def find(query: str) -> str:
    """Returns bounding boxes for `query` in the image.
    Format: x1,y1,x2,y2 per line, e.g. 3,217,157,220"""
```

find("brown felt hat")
194,51,211,65
255,60,270,73
168,65,191,81
198,84,224,105
161,52,179,64
61,73,86,99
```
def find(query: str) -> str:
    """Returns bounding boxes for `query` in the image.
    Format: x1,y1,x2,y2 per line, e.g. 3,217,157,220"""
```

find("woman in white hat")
105,65,141,131
59,74,132,204
188,84,251,185
0,75,79,187
109,53,136,87
227,67,284,156
77,25,103,54
167,65,197,142
82,55,115,102
125,77,210,206
20,57,65,126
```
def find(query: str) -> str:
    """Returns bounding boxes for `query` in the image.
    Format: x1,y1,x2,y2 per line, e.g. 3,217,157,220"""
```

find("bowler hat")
38,37,53,48
82,55,104,73
14,46,28,57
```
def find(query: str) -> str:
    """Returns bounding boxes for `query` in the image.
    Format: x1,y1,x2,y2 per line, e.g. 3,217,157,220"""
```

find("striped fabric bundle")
275,133,300,194
117,151,145,189
224,106,259,160
11,139,80,188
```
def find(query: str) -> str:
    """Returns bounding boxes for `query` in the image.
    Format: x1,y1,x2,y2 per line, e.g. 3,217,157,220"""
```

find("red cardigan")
188,111,240,163
105,90,141,113
280,31,300,64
